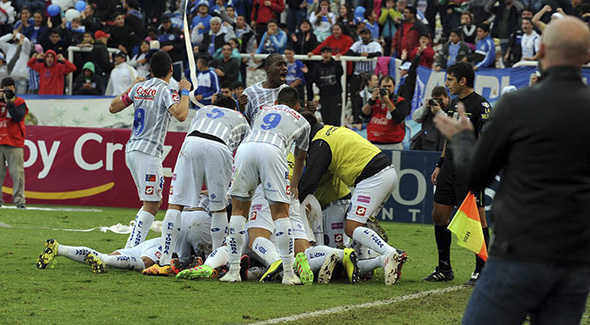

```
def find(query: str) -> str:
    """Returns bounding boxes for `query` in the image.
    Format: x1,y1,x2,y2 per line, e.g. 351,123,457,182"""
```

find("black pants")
319,94,342,126
349,74,363,124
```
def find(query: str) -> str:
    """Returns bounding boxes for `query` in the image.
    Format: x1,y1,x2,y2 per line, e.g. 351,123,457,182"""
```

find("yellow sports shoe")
142,264,172,276
342,248,360,284
85,253,106,274
260,259,283,283
37,239,59,269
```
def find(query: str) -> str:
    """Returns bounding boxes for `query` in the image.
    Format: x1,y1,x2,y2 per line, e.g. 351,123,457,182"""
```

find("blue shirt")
287,60,305,86
474,35,496,69
191,14,212,34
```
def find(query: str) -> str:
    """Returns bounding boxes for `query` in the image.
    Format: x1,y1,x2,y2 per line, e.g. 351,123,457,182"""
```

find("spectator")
396,51,424,113
434,29,472,71
518,17,540,62
379,0,401,56
250,0,285,42
105,51,137,96
212,43,240,83
0,33,31,94
219,4,238,28
361,75,410,150
39,27,72,57
411,86,450,151
460,12,477,49
358,72,379,107
425,0,447,38
284,47,307,100
73,61,104,95
466,0,492,25
484,0,523,62
308,22,354,57
22,11,46,44
232,81,245,98
213,37,242,63
309,0,336,42
124,0,143,40
68,18,86,45
27,50,76,95
13,7,32,36
0,54,6,81
234,14,257,82
286,0,307,33
0,77,28,209
0,0,15,35
409,35,436,68
81,3,102,33
128,40,151,78
191,0,212,35
194,57,219,106
290,19,318,101
77,32,94,48
89,30,114,87
312,46,344,126
256,19,287,54
108,13,137,55
473,23,496,70
231,0,252,20
392,6,429,59
364,9,380,40
336,4,355,31
194,17,235,57
158,13,184,79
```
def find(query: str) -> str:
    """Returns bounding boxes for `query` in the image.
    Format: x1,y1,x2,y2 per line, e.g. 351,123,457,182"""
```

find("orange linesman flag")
448,192,488,261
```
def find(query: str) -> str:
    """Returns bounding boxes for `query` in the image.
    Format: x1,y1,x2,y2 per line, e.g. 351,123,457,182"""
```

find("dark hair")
213,94,237,110
149,50,172,77
449,28,462,38
284,47,294,52
447,62,475,88
300,110,318,128
357,72,376,95
299,19,314,32
229,38,239,45
364,10,373,20
50,28,61,36
21,6,31,14
126,0,139,10
379,75,395,86
33,10,43,17
220,80,232,89
477,23,490,33
338,4,354,23
226,4,235,10
264,53,284,68
197,57,209,66
522,7,534,14
1,77,15,88
431,86,449,97
277,87,300,108
222,42,232,49
405,6,417,15
232,81,245,89
267,19,279,27
522,17,532,23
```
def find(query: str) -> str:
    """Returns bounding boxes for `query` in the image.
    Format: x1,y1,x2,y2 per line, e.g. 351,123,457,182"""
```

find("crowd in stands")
0,0,585,124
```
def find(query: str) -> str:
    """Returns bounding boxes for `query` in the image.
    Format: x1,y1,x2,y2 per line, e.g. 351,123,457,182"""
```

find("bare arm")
290,147,307,199
109,77,145,113
167,79,192,122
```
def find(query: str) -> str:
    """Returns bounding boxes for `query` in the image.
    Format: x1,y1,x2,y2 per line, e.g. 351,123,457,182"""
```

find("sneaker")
219,271,241,283
16,204,26,209
176,265,214,279
367,215,389,242
295,252,314,286
239,255,250,281
282,274,302,285
260,259,283,283
85,253,105,274
170,256,203,276
423,266,455,282
342,248,360,284
317,251,339,284
37,239,59,269
142,264,172,276
464,272,480,287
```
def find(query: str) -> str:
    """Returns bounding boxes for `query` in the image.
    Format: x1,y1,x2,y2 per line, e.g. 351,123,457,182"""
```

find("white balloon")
52,0,75,9
65,9,81,22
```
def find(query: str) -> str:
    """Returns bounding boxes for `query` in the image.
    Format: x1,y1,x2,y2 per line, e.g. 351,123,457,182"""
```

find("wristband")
181,89,190,96
368,98,376,106
436,157,445,168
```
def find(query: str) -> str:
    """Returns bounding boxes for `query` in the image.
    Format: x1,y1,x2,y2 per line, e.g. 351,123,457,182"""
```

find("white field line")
2,206,103,212
253,285,466,325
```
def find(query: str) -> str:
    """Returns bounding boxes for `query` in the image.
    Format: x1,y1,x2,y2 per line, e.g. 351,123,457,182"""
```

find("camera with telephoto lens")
0,88,14,100
379,88,388,96
428,98,440,106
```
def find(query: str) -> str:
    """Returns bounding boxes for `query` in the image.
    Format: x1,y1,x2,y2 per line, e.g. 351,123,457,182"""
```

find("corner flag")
448,192,488,261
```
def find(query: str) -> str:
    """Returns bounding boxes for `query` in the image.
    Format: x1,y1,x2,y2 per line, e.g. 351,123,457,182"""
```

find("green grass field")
0,206,588,324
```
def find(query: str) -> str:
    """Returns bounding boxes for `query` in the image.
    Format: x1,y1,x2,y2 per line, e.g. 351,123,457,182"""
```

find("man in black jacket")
434,17,590,324
90,30,114,88
312,46,343,126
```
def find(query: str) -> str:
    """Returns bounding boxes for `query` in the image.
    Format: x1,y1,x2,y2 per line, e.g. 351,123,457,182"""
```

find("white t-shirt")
521,31,540,60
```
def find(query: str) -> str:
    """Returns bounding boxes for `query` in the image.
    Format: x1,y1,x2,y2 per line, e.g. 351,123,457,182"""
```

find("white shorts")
115,238,161,263
347,165,397,224
176,210,213,263
247,186,308,240
169,137,232,211
229,142,290,203
126,151,164,202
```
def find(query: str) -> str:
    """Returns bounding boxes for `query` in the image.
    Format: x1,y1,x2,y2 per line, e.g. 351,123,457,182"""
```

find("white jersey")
243,81,289,123
188,105,250,152
126,78,180,158
521,31,540,59
349,40,382,74
243,104,310,154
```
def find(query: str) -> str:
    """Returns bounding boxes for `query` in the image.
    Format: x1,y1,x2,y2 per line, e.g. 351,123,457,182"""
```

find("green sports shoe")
177,265,214,279
295,252,314,286
260,259,283,283
342,248,360,284
37,239,59,269
85,253,105,274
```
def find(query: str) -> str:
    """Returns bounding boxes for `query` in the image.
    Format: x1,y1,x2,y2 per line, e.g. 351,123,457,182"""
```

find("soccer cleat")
423,266,455,282
259,259,283,283
383,250,408,285
85,253,106,274
170,256,203,276
142,264,172,276
282,274,302,285
219,271,241,283
239,255,250,281
394,250,408,281
367,215,389,242
37,239,59,269
464,272,480,287
317,251,339,284
295,252,314,286
342,248,360,284
176,265,214,279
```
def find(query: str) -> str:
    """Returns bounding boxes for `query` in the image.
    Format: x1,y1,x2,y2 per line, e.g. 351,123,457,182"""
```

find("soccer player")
298,115,408,285
424,61,490,286
142,95,250,275
108,50,191,249
223,87,311,285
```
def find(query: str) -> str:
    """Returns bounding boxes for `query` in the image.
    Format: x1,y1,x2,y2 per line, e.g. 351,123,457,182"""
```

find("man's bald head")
540,17,590,68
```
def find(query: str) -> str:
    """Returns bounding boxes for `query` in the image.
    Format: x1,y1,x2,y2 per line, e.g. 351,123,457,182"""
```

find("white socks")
102,255,145,270
204,246,229,268
304,245,342,272
358,255,386,276
274,217,295,277
58,245,106,263
210,212,229,250
159,209,182,265
352,227,396,256
125,209,155,248
227,215,246,274
252,236,280,267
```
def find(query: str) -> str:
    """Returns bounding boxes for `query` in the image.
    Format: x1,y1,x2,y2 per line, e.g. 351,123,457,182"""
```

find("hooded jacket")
27,50,77,95
73,62,104,95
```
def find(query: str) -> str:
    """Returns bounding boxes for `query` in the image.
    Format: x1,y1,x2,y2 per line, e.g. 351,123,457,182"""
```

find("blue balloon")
47,4,60,17
354,6,366,18
75,0,86,12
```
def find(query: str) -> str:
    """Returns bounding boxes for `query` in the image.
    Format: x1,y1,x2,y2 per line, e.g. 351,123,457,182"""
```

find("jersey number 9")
261,113,281,130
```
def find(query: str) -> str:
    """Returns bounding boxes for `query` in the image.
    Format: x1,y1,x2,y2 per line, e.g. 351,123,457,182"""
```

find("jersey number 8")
133,108,146,136
261,113,281,130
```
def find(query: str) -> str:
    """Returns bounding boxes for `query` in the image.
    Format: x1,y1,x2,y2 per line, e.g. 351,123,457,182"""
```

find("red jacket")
0,97,28,148
392,20,428,58
311,35,354,72
27,51,77,95
251,0,285,24
367,96,406,143
409,46,435,68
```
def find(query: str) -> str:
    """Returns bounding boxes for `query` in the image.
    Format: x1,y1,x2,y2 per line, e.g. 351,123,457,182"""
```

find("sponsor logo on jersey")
145,186,154,195
356,206,367,216
250,210,258,220
334,233,343,244
210,193,216,200
155,251,161,259
285,171,289,180
134,86,157,101
357,195,371,204
145,174,156,182
286,185,291,196
169,186,173,195
331,222,344,230
172,91,180,103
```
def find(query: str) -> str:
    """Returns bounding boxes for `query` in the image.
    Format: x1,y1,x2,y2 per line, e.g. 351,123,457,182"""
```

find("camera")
0,88,15,101
379,88,388,96
428,98,440,106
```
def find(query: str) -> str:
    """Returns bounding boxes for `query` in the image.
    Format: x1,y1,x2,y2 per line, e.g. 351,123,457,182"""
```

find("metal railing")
66,46,119,96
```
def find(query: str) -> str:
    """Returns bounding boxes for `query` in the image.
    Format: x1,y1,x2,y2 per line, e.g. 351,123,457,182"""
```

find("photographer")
0,78,28,209
361,75,410,150
410,86,450,151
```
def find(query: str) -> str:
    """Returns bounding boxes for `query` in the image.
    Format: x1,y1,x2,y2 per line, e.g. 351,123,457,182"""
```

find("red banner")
2,126,185,209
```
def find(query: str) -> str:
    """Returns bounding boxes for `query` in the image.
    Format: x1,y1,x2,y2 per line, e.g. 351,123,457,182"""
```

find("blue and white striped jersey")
188,105,250,152
243,81,289,124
